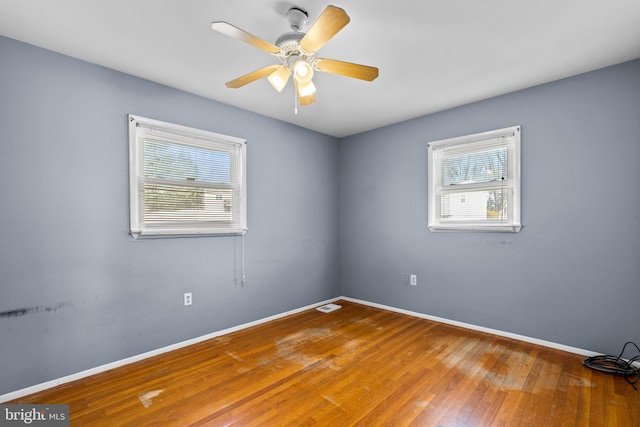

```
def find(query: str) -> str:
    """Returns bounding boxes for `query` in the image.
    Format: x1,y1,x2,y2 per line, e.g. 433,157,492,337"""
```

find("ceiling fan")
211,5,379,108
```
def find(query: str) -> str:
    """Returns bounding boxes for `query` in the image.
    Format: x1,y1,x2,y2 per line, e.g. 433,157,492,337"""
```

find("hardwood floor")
10,300,639,426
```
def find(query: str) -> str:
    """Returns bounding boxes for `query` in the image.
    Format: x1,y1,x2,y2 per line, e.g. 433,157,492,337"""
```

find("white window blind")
428,126,521,232
129,115,247,238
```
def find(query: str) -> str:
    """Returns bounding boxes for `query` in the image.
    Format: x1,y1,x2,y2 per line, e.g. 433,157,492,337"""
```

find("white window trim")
427,125,521,232
128,114,247,238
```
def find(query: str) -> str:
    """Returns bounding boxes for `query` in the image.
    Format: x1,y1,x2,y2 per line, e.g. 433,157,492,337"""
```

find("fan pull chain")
241,233,246,286
294,86,298,115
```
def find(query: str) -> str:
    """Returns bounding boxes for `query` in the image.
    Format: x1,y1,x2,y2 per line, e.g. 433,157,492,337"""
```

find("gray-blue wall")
340,59,640,355
0,36,340,394
2,34,639,396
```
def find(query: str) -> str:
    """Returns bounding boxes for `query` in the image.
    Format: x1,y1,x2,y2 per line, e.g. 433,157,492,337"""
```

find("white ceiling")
1,1,639,138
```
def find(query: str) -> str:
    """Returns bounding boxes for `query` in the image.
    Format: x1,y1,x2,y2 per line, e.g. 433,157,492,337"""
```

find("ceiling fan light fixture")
267,65,291,92
293,59,314,83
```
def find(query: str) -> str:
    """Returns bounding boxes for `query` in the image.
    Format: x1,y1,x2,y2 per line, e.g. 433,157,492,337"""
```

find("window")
427,126,521,232
129,115,247,238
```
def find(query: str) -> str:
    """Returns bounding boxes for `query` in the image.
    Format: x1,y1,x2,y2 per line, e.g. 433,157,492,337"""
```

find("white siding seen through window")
129,115,247,238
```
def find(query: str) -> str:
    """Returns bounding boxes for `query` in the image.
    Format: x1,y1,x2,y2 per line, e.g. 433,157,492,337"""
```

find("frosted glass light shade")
297,79,316,97
268,66,292,92
293,60,314,83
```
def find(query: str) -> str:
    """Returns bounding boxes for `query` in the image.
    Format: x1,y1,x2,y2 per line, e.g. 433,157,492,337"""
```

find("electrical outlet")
410,275,417,286
184,292,192,306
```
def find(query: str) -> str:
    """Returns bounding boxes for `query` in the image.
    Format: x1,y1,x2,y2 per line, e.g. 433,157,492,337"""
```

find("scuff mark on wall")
0,302,72,318
0,308,30,318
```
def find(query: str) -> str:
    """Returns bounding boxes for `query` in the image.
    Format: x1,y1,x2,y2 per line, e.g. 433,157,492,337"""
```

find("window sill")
130,228,248,239
428,223,522,233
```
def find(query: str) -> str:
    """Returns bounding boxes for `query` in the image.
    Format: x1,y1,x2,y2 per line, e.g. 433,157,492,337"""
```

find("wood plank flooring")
9,301,640,426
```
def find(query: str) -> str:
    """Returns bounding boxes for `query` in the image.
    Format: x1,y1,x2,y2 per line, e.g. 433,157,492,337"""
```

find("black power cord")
582,341,640,390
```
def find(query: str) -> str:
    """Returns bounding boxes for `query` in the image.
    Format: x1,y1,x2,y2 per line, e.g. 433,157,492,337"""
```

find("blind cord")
241,233,246,286
582,341,640,390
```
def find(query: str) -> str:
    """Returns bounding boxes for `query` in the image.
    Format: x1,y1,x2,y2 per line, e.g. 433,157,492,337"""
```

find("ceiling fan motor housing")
275,31,304,49
275,7,311,63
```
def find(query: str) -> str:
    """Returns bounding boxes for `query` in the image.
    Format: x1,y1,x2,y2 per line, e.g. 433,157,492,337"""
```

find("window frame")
128,114,247,239
427,125,521,232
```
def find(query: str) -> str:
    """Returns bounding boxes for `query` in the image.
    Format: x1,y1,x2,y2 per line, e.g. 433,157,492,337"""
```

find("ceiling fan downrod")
286,7,308,31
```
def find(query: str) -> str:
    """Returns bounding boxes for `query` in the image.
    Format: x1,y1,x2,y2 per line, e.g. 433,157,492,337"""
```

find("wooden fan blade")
315,58,379,81
226,64,282,88
294,80,316,105
299,6,350,53
212,21,280,55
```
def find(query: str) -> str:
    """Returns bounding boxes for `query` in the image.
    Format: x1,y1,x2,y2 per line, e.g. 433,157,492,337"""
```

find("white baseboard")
341,296,601,358
0,297,341,403
2,295,604,402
